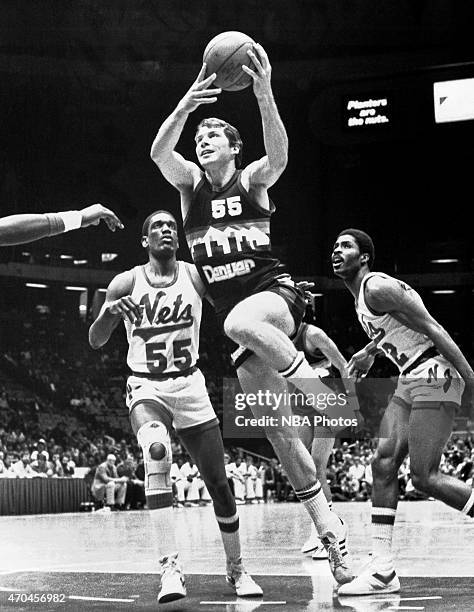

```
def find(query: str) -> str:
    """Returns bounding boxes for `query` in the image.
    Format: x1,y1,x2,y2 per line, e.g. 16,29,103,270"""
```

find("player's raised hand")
80,204,124,231
242,43,272,99
177,64,221,114
106,296,143,324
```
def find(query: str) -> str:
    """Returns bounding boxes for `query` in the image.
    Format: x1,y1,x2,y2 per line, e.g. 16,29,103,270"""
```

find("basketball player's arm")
366,276,474,392
88,270,138,349
303,325,348,375
242,44,288,191
150,65,220,190
347,340,385,378
0,205,123,246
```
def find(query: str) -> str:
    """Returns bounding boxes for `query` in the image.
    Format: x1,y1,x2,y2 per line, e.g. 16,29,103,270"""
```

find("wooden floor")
1,500,473,611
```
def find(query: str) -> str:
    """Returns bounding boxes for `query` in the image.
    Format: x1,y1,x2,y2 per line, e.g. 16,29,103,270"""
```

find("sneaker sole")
158,591,186,604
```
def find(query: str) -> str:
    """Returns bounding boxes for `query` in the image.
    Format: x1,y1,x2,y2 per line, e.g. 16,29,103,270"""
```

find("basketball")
203,31,255,92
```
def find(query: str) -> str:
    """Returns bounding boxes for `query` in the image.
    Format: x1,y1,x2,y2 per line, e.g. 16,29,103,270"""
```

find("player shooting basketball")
150,42,355,584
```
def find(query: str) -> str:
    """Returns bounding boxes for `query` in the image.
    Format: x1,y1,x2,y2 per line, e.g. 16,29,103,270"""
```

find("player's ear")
361,254,369,263
141,236,148,249
231,145,240,154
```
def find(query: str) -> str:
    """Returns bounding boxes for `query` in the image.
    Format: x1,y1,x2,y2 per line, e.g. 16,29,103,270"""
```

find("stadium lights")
312,293,324,297
65,286,88,291
430,258,459,264
60,254,74,260
97,288,107,293
101,252,118,263
73,259,88,265
431,290,456,295
25,283,48,289
21,252,31,257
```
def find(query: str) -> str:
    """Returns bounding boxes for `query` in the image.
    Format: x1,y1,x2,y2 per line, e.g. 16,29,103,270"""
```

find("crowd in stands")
1,307,474,512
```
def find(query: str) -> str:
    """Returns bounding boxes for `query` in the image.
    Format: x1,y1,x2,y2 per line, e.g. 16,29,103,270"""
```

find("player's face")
144,213,178,257
331,234,363,279
195,126,235,168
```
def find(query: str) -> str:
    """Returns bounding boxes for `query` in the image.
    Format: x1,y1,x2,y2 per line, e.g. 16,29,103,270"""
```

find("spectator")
91,453,128,511
117,454,145,510
60,454,75,477
31,438,49,462
244,456,258,504
9,451,36,478
31,452,53,478
227,456,247,505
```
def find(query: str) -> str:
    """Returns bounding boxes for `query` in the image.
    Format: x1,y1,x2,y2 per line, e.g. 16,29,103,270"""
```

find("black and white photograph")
0,2,473,610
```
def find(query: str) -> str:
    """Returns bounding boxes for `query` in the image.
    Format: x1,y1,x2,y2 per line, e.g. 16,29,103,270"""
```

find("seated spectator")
60,454,75,477
262,460,276,502
91,453,128,511
9,452,37,478
226,456,247,505
223,452,235,496
31,452,54,478
180,456,211,506
31,438,49,462
117,454,145,510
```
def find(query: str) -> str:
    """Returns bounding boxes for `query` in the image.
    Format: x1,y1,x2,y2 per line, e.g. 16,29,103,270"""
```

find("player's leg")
406,361,473,515
238,355,352,585
308,432,336,559
130,401,185,604
178,420,263,597
408,403,474,513
224,289,335,399
338,398,409,596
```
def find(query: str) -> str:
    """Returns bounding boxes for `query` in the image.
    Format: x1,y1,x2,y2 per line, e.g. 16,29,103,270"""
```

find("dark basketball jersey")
183,171,281,316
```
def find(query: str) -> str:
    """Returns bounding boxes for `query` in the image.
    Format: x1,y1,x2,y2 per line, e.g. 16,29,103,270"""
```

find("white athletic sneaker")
301,524,319,554
157,553,186,603
226,562,263,597
337,562,400,596
311,541,328,560
321,519,352,585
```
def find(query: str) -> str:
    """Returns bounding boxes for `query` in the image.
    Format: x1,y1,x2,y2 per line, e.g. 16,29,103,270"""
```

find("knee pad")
137,421,173,509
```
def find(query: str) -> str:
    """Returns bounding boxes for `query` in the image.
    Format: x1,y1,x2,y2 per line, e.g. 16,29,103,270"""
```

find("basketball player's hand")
106,296,143,324
348,349,374,379
242,43,272,99
80,204,124,231
177,64,221,114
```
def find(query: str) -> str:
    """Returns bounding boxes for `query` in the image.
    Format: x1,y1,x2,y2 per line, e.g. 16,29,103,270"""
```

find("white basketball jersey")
124,262,202,375
356,272,433,372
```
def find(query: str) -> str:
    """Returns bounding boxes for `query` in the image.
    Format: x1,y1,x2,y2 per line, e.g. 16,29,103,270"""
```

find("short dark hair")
196,118,243,168
337,228,375,268
141,210,177,237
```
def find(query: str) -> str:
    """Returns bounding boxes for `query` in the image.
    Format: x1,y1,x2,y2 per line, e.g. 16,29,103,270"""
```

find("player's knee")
137,421,170,461
224,313,252,344
410,468,436,494
149,442,166,460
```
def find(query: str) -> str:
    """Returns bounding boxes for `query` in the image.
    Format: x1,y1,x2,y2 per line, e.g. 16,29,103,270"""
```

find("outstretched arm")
150,64,220,189
0,204,123,247
242,44,288,189
89,270,138,349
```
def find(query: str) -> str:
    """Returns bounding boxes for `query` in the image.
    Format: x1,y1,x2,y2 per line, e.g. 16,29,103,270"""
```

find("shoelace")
325,539,347,568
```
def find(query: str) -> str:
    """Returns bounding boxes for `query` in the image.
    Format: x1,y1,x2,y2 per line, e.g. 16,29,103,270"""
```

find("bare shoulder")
107,269,136,299
365,274,401,311
181,261,206,297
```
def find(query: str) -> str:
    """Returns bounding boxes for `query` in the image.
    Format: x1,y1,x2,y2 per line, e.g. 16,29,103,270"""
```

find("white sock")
216,513,242,567
279,352,330,397
296,481,341,536
371,506,396,572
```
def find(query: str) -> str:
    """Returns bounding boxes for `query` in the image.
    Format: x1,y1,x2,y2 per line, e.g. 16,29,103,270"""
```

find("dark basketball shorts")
228,277,307,369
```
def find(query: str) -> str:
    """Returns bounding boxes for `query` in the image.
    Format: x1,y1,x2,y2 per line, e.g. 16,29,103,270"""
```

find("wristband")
45,211,82,235
58,210,82,232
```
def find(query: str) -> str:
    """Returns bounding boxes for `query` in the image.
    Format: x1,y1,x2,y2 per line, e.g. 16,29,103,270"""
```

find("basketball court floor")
1,500,473,611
